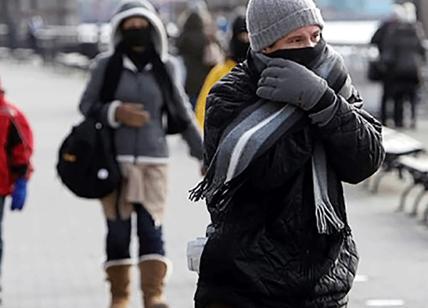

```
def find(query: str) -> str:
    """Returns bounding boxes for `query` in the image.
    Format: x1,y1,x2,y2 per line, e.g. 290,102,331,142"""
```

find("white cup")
186,237,208,273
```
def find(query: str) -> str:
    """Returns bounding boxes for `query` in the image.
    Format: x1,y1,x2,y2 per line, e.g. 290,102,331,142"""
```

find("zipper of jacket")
134,72,143,165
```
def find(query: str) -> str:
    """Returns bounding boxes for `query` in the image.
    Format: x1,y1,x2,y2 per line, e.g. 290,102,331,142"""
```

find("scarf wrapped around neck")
190,44,354,235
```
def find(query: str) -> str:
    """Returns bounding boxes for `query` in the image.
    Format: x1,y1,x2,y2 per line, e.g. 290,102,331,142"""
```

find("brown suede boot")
139,259,170,308
106,264,132,308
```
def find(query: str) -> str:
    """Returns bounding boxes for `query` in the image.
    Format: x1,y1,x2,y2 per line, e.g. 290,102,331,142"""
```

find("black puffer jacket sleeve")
204,64,257,166
314,94,385,184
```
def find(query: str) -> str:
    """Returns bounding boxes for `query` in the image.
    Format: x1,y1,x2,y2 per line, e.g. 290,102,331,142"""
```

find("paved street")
0,57,428,308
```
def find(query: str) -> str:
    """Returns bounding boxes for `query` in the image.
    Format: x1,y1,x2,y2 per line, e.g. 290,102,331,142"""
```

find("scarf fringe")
189,174,227,204
189,178,209,202
189,173,236,221
315,199,345,234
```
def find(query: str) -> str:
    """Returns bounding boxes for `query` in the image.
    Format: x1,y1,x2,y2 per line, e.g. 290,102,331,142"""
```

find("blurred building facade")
0,0,79,48
206,0,247,10
1,0,428,54
0,0,78,26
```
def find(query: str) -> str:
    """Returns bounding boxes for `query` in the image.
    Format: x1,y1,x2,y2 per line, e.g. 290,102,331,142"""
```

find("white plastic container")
186,237,208,273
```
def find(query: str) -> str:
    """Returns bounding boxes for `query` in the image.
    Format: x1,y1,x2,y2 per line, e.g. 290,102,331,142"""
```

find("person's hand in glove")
11,178,28,211
115,103,151,127
257,58,334,111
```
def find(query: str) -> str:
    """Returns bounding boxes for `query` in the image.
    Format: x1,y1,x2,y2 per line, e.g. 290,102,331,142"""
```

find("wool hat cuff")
249,8,324,51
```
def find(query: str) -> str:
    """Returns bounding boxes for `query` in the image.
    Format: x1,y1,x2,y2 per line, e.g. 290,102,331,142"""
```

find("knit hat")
246,0,325,51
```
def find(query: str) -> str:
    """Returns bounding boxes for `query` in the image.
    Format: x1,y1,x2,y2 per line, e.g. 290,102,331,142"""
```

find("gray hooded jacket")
79,0,203,164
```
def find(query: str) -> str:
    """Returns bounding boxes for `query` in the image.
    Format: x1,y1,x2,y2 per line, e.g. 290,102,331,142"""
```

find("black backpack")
56,117,121,199
57,51,124,199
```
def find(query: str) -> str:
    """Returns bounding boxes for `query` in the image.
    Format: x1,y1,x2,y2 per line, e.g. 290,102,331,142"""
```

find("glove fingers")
269,58,305,69
256,85,277,100
261,67,284,78
267,58,293,68
11,204,24,211
258,76,278,88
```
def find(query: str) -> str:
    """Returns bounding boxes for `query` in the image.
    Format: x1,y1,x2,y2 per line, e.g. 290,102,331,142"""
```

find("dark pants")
106,204,165,262
381,80,419,128
0,197,4,275
392,90,418,128
379,82,391,126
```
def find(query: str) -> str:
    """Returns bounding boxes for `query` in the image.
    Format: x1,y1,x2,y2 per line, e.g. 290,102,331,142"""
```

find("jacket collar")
123,55,152,72
248,50,270,74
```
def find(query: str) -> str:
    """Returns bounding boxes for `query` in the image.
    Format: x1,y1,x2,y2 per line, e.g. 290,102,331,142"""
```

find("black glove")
257,58,329,111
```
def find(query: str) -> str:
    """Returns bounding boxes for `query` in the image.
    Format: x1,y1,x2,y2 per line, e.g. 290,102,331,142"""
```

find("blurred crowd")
1,1,251,111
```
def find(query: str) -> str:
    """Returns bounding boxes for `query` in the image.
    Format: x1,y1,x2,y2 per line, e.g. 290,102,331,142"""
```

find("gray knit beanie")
246,0,325,51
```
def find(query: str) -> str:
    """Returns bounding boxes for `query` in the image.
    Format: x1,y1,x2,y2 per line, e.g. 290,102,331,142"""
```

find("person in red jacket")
0,77,33,299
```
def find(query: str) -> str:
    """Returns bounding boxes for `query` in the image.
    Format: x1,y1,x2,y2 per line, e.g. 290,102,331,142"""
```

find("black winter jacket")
195,56,385,308
372,21,426,91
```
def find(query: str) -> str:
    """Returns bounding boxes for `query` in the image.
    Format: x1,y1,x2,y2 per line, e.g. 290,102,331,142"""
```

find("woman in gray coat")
79,1,203,307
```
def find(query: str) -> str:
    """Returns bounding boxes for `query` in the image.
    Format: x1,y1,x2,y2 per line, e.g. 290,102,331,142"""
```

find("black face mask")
122,27,152,49
267,38,326,68
230,37,250,62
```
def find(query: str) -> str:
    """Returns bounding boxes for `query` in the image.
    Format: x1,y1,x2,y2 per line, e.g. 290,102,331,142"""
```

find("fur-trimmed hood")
110,0,168,61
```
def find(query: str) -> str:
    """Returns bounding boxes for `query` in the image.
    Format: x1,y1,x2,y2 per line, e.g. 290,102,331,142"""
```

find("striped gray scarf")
190,45,353,234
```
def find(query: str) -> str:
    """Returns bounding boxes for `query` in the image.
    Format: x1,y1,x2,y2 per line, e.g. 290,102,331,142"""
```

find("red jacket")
0,93,34,196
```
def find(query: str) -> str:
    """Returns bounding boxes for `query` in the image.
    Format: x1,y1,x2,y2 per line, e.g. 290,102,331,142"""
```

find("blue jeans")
105,204,165,262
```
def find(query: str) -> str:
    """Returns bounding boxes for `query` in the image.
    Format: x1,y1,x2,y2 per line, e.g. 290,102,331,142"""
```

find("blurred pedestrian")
26,15,44,55
0,78,34,303
79,1,203,307
370,4,405,126
190,0,385,307
194,13,249,130
387,1,426,128
176,9,223,109
371,3,426,128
